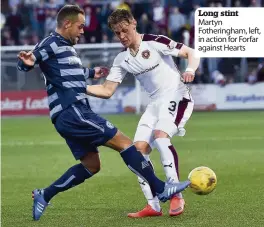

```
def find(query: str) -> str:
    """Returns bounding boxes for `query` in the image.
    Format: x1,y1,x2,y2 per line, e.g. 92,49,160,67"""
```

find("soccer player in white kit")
87,9,200,217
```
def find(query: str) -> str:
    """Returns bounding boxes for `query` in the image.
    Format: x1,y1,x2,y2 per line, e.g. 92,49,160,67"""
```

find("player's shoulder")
143,34,173,45
36,32,71,50
36,33,58,48
113,48,128,65
142,34,182,49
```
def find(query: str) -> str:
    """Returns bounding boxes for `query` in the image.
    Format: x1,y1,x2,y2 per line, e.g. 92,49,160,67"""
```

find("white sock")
137,154,161,212
153,138,182,198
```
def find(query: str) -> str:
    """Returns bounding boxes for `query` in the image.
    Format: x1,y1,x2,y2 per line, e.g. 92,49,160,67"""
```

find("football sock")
153,138,182,198
138,154,161,212
120,145,165,194
43,163,93,202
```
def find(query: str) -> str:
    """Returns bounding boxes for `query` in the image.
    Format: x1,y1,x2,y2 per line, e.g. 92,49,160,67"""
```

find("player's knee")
84,163,101,175
154,119,178,138
153,130,170,139
105,130,133,152
81,158,101,175
115,131,133,149
135,141,152,154
89,165,101,174
72,163,97,185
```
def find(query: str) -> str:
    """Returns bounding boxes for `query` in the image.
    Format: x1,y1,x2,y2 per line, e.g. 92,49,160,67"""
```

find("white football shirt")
106,34,186,99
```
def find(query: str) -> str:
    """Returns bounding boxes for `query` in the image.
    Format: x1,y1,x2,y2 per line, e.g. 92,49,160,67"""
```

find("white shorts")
134,89,194,146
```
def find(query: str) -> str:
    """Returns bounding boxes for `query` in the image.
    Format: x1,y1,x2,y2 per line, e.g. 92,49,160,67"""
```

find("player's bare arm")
178,45,200,83
86,80,119,99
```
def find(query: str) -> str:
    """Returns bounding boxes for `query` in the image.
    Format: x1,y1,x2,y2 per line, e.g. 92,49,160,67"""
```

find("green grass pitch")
2,111,264,227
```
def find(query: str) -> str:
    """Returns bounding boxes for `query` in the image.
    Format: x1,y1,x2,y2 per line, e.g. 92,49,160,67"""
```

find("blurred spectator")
215,1,223,7
9,0,20,8
168,7,186,42
31,32,39,45
137,13,153,34
55,0,65,8
249,0,261,6
34,0,47,39
102,33,110,44
178,0,194,15
23,0,39,33
5,5,24,44
96,6,104,27
257,61,264,82
78,35,86,44
20,34,30,45
193,68,209,84
101,3,114,41
65,0,77,4
238,0,251,6
212,70,227,86
45,8,57,36
218,58,240,83
208,1,216,7
189,25,195,48
19,2,31,31
1,13,6,29
189,4,200,27
46,0,59,10
153,0,167,31
1,28,16,46
245,60,264,84
207,58,221,80
247,69,258,84
233,0,242,6
83,2,100,43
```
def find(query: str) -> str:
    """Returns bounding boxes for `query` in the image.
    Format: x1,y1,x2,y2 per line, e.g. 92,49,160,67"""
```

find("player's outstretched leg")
32,152,99,221
120,145,190,202
128,155,162,218
153,130,186,216
105,130,190,203
127,140,162,218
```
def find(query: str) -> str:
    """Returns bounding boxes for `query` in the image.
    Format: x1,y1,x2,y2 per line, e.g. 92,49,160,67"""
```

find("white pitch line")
1,136,263,147
1,141,64,147
181,136,263,142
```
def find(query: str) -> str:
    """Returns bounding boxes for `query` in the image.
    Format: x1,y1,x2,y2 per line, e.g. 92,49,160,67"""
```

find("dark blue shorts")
54,100,118,160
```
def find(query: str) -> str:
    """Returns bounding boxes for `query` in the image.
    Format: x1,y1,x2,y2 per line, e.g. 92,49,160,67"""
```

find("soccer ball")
188,166,217,195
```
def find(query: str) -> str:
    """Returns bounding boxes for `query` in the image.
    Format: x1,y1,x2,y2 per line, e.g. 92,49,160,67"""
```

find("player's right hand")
17,51,35,66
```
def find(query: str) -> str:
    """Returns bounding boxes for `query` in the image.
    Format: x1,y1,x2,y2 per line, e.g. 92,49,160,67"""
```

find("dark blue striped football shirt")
17,31,94,122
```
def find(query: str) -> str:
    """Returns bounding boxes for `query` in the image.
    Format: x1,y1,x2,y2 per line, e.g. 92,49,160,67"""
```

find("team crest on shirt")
141,50,150,59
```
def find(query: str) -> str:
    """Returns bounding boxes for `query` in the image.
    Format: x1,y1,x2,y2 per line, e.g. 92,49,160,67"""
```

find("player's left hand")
182,71,195,83
94,66,109,79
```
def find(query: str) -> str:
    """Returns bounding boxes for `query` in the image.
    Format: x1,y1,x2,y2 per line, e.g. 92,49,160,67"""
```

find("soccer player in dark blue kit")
17,5,190,221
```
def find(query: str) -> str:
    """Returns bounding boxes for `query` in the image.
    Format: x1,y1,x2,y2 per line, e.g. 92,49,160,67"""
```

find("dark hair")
57,5,84,28
107,9,134,30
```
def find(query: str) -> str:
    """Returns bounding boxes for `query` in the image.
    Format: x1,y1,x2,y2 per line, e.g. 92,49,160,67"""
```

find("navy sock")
147,161,157,197
120,145,165,194
43,163,93,202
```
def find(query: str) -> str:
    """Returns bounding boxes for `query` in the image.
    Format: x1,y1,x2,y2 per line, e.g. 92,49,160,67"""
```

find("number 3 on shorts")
168,101,177,112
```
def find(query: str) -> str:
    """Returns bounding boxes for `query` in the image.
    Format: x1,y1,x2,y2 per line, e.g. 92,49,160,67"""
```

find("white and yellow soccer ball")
188,166,217,195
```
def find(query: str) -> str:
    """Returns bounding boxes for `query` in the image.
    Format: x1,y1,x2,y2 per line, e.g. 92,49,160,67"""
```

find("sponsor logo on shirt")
134,63,159,76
